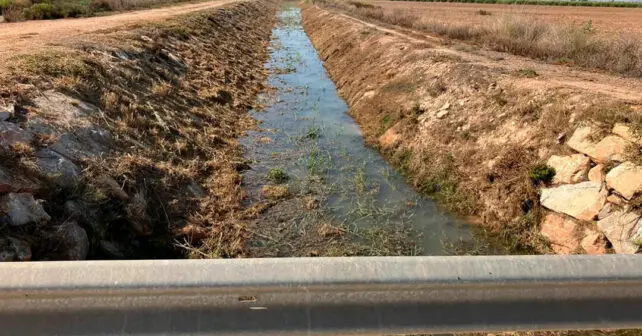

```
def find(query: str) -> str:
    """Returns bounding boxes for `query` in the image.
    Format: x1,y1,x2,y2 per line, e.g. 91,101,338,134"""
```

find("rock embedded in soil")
32,91,98,128
99,240,126,259
540,181,607,221
436,110,449,119
539,212,581,254
97,175,129,200
35,148,80,188
588,164,606,183
546,154,590,184
55,222,90,260
0,168,40,194
605,161,642,200
612,123,642,146
597,209,641,254
0,237,32,261
50,126,111,161
607,194,626,206
0,193,51,226
0,121,33,149
580,228,608,255
0,168,12,193
0,106,11,121
567,126,627,163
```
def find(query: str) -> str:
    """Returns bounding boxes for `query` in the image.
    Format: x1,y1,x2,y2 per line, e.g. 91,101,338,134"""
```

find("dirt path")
0,0,241,59
338,12,642,103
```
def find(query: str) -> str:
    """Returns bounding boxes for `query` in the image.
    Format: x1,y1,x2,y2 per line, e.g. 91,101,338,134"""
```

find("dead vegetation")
316,0,642,77
0,0,277,259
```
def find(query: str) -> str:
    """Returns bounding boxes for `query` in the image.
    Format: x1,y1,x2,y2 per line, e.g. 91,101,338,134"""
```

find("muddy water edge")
242,2,480,257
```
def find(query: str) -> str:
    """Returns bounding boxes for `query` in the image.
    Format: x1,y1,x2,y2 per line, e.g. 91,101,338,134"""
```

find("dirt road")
0,0,241,59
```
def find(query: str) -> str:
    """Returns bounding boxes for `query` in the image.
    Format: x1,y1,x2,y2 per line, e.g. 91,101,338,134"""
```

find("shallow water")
240,3,473,255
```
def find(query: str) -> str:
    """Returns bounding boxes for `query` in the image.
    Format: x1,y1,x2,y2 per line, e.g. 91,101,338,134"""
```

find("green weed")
267,168,289,183
529,163,556,184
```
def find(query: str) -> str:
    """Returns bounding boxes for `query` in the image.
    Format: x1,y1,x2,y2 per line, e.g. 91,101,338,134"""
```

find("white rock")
436,110,449,119
612,123,642,146
580,228,608,255
540,212,580,254
597,209,641,254
546,154,590,184
588,164,606,183
567,126,628,163
540,181,607,221
605,161,642,200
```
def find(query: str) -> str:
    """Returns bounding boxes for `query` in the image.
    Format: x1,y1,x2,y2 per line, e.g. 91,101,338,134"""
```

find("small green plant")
305,126,321,139
267,168,289,183
411,103,424,116
394,148,413,176
304,149,331,174
380,115,394,131
529,163,556,184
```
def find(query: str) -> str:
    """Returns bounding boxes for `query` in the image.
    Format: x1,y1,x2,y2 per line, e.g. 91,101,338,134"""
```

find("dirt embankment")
302,4,642,254
0,0,278,261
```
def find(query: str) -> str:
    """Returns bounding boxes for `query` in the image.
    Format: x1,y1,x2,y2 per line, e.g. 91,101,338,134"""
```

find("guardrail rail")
1,255,642,335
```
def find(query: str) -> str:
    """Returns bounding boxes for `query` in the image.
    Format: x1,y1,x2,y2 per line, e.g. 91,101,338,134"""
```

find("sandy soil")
0,0,241,59
373,0,642,36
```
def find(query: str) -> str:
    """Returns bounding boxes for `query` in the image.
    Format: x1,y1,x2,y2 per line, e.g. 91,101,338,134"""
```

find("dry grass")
319,0,642,77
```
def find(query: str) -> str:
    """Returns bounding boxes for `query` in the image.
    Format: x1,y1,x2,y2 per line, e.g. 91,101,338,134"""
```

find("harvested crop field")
373,1,642,36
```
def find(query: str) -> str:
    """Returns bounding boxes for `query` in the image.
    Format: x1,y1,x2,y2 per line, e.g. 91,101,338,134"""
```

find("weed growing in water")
303,148,332,175
305,126,321,139
267,168,289,183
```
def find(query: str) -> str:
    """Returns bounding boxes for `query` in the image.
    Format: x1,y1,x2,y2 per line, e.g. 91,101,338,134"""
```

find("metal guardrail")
1,255,642,335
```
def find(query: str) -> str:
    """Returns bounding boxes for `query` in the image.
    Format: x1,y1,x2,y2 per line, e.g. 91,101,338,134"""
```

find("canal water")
240,3,474,255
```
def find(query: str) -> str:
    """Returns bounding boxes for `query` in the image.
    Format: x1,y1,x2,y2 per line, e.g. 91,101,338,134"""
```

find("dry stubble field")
373,1,642,37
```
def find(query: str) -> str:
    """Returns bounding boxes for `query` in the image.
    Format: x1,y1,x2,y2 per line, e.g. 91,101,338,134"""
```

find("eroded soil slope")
303,4,642,254
0,0,277,260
